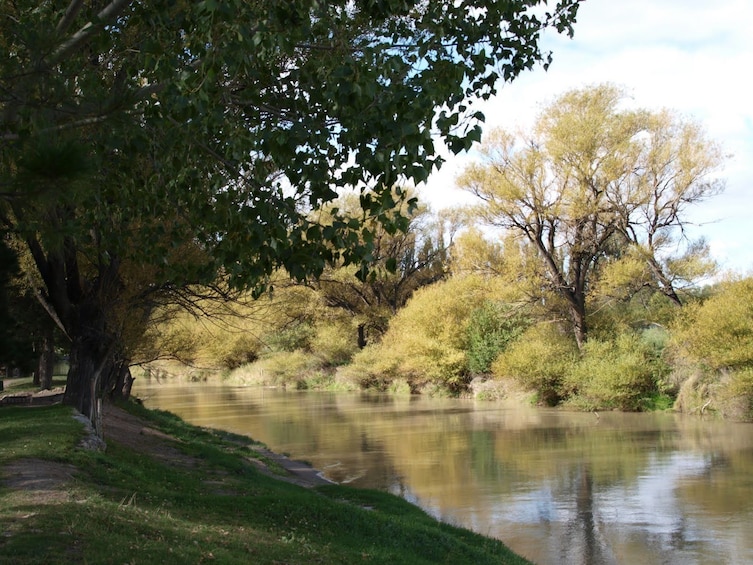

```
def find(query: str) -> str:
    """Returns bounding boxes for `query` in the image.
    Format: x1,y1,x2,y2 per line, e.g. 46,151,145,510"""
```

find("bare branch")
49,0,134,66
56,0,87,35
26,276,72,342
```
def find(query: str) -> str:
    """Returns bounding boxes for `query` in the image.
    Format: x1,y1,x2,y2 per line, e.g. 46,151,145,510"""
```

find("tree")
312,192,452,348
1,1,581,427
0,236,58,382
459,84,724,348
615,109,724,304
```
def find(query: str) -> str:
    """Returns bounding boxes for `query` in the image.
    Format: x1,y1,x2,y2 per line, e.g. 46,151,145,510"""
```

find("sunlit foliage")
565,333,670,411
671,277,753,372
459,84,724,348
492,323,578,405
342,275,502,392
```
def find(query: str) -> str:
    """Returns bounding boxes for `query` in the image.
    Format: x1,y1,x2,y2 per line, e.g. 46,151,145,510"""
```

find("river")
133,381,753,564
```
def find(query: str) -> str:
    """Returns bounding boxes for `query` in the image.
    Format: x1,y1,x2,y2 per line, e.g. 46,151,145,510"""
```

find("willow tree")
459,84,724,349
613,109,725,304
1,0,581,427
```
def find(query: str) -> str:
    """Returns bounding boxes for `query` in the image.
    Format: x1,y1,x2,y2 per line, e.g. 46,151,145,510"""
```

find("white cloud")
420,0,753,273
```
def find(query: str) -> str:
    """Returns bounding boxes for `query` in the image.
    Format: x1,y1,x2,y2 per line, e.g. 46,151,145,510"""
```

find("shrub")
344,275,497,392
229,350,325,387
670,277,753,371
310,321,359,366
263,321,315,353
336,346,401,390
492,323,578,405
207,333,260,370
566,333,669,411
466,301,529,374
717,368,753,421
388,378,412,395
667,277,753,420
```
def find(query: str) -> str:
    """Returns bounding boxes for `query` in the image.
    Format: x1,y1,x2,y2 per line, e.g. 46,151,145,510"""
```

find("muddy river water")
134,382,753,564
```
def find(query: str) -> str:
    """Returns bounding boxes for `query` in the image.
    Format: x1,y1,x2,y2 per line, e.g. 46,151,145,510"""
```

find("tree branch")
49,0,134,66
56,0,87,35
30,281,72,342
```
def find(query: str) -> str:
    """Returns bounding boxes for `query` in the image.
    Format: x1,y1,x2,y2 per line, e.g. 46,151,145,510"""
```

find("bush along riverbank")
0,401,530,564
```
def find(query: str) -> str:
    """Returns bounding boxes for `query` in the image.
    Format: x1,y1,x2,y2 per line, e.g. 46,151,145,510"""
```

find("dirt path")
103,404,333,486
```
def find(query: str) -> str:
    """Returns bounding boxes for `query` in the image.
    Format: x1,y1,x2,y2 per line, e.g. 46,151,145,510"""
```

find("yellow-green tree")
458,84,724,348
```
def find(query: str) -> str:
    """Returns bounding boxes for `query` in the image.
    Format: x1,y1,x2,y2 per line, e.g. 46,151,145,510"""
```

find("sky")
419,0,753,275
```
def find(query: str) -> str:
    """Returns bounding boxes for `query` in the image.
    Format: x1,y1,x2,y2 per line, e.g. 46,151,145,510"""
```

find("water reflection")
133,382,753,565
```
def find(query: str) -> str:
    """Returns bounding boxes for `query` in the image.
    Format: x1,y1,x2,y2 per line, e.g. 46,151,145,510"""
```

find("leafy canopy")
1,0,582,290
0,0,581,416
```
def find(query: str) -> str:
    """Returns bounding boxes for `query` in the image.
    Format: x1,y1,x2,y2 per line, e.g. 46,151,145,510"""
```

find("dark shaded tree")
1,0,581,428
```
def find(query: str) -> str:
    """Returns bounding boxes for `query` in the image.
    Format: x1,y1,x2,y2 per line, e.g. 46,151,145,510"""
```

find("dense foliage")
670,278,753,420
0,0,581,425
466,301,529,375
492,323,578,405
332,274,501,392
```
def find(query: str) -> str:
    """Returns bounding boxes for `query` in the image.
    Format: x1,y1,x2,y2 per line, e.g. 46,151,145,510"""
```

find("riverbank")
0,398,531,564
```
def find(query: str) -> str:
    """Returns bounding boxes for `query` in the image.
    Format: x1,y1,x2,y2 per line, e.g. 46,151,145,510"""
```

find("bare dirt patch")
2,459,77,505
100,403,197,468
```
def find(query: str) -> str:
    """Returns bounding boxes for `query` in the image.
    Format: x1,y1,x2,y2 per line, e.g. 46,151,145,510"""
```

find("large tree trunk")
63,309,114,437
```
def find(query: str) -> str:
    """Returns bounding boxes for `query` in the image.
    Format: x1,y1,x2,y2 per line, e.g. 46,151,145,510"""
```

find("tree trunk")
32,360,40,387
64,336,96,416
63,327,113,437
109,361,134,401
570,300,587,351
121,367,135,399
37,327,55,390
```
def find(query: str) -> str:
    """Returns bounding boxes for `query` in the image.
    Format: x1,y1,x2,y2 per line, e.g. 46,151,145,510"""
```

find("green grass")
1,401,530,564
0,405,84,465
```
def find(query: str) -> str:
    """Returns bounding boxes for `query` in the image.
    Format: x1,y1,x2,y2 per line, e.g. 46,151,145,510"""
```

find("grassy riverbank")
0,400,530,564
